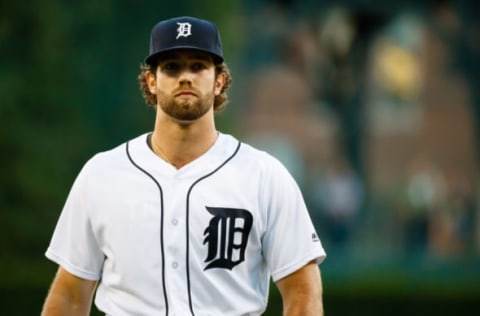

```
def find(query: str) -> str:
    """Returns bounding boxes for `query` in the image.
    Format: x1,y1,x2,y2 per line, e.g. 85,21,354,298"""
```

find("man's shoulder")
85,133,149,169
221,134,288,175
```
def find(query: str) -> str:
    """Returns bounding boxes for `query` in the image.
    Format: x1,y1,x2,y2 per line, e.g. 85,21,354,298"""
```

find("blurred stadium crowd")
236,0,479,267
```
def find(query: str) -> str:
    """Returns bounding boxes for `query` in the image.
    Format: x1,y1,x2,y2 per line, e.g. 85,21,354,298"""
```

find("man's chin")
167,112,204,125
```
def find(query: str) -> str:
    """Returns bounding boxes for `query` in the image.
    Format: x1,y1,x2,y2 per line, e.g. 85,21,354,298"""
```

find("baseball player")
41,16,326,316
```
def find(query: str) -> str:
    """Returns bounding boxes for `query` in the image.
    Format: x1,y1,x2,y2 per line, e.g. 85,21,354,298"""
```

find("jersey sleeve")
45,158,104,280
260,157,326,282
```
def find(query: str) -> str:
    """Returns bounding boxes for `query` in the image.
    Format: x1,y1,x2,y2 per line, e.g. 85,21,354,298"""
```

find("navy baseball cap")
145,16,224,66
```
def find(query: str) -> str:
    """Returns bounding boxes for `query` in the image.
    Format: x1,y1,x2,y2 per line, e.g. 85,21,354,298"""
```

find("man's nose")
178,69,193,85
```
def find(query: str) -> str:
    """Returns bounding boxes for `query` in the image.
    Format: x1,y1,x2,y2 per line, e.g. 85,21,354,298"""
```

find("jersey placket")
163,174,191,315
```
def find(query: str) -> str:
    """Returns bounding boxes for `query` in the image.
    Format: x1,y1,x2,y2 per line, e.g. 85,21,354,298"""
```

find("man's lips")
175,91,197,97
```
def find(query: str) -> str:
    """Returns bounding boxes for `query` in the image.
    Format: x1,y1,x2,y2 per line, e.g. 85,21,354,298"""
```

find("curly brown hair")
138,62,232,113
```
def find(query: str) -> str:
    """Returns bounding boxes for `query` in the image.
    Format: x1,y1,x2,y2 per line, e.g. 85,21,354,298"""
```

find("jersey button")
172,262,178,269
171,218,178,225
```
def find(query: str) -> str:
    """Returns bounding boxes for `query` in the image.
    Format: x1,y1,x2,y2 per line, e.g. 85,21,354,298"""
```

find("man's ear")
214,72,226,96
146,70,156,94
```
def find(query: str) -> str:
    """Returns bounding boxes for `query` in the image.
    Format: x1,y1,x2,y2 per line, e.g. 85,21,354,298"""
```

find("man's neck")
151,112,218,169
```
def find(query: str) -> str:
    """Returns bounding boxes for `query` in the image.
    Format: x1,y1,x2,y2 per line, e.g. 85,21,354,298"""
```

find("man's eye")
163,63,180,71
191,63,206,72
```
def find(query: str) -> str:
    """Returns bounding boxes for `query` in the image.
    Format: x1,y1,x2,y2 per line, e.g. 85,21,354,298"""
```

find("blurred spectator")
403,157,476,259
405,157,446,257
314,156,364,252
429,173,476,258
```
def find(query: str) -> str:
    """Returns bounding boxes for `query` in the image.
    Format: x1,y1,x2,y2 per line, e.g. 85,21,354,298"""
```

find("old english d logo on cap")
176,22,192,39
145,16,224,65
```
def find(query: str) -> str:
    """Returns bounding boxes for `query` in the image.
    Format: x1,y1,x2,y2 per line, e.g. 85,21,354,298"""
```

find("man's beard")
158,89,215,123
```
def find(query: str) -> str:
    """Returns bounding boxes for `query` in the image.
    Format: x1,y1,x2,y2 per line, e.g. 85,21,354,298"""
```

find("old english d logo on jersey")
203,207,253,270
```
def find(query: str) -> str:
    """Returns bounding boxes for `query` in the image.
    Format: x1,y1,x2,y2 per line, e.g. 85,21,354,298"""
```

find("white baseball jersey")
46,132,326,316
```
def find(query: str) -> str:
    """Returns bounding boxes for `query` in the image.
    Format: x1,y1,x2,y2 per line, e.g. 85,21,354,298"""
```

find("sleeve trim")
45,248,102,281
271,249,326,282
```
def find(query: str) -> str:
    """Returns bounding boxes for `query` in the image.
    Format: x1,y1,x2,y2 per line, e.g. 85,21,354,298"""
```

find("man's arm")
275,261,324,316
41,266,98,316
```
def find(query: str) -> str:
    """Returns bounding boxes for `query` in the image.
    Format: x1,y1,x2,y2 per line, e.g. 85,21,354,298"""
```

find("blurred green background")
1,0,479,315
